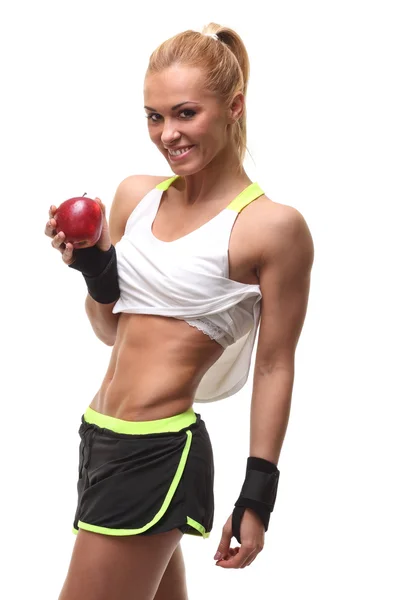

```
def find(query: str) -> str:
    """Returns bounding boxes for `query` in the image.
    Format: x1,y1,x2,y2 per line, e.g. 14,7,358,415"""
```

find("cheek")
148,127,160,145
194,113,220,139
203,127,226,151
196,121,225,146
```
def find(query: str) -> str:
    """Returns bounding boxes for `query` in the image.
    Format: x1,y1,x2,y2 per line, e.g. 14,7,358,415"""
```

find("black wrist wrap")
68,244,120,304
232,457,280,544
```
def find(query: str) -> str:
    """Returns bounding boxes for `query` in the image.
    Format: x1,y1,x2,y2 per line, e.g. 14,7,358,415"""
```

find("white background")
1,1,399,598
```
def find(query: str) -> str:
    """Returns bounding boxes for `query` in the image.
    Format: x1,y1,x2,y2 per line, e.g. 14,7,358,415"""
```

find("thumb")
94,197,106,217
214,521,232,560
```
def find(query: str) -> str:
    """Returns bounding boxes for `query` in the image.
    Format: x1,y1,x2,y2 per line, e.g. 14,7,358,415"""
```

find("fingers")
51,233,74,264
215,545,250,569
51,230,66,252
214,517,233,562
215,511,265,569
94,197,106,216
48,228,74,266
215,544,261,569
45,205,74,264
45,206,58,238
61,241,75,265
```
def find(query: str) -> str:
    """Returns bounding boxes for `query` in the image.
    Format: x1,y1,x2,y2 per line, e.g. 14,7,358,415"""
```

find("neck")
173,147,251,206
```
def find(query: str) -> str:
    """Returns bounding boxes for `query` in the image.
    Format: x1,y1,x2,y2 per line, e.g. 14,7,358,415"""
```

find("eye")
145,109,196,123
180,109,196,119
145,113,161,123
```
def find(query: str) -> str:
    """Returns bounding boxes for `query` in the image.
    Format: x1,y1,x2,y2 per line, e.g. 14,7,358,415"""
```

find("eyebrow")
144,101,200,112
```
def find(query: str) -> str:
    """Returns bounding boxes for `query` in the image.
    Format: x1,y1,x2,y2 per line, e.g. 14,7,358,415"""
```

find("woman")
45,23,314,600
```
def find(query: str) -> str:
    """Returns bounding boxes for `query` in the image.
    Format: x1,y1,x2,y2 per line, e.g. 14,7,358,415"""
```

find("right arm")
84,296,120,347
46,174,165,345
83,174,162,346
82,176,126,347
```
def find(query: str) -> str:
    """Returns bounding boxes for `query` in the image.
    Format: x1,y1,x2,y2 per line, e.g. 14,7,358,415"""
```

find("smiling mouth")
168,146,194,162
167,146,194,158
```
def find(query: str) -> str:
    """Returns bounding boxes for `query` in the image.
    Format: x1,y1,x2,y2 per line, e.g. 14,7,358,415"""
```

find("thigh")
58,528,183,600
153,543,188,600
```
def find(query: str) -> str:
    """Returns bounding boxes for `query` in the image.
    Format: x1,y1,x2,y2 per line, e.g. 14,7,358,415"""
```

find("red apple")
55,195,103,249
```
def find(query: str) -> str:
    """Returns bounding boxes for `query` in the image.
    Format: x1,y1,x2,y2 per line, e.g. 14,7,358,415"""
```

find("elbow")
254,359,295,377
85,296,120,346
94,323,119,347
93,329,117,346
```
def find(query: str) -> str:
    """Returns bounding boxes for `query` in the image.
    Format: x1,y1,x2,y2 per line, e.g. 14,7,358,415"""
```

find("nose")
161,119,181,146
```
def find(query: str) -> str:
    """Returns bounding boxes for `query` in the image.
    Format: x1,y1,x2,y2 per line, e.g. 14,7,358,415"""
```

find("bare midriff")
89,312,225,421
89,179,268,422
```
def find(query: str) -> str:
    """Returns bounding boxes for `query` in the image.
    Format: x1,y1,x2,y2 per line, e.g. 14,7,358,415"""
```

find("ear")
227,92,245,123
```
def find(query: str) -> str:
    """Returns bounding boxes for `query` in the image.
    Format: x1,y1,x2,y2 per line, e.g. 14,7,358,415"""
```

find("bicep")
254,208,314,371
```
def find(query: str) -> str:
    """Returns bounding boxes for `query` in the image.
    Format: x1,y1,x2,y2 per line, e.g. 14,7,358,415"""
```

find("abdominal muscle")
89,312,225,421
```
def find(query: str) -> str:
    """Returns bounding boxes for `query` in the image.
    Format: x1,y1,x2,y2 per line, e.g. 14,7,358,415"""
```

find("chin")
169,164,204,177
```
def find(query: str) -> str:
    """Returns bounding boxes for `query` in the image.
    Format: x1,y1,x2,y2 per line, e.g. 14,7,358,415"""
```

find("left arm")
214,205,314,568
251,206,314,464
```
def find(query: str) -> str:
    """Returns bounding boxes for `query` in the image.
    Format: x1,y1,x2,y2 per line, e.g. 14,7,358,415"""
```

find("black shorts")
72,406,214,538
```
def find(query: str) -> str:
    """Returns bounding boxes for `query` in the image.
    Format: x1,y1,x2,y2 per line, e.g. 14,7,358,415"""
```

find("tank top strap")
155,177,264,210
155,175,180,191
226,182,264,214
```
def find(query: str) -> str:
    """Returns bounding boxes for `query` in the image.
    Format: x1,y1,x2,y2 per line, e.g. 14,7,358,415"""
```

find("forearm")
249,366,295,465
85,294,121,346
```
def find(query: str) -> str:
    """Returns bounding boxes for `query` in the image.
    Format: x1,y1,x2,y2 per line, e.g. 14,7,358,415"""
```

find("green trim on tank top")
226,182,264,213
156,175,180,191
155,176,264,214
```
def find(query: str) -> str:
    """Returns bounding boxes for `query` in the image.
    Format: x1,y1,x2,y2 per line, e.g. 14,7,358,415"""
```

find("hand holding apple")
54,194,102,249
45,195,112,266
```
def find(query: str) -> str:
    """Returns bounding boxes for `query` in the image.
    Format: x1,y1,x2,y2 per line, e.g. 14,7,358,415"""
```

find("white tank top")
113,175,264,403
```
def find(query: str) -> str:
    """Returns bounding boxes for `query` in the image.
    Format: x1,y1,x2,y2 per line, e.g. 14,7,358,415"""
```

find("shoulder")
254,199,314,368
111,173,169,209
250,195,314,271
108,174,171,245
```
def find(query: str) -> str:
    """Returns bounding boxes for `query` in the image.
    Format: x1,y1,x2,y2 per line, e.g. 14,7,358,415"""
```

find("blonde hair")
146,23,250,165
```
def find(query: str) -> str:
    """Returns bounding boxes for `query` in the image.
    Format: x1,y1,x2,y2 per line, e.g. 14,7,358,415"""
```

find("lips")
167,146,195,161
168,145,193,155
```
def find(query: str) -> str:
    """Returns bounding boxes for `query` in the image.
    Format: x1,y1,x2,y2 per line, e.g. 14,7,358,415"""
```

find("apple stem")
82,192,87,197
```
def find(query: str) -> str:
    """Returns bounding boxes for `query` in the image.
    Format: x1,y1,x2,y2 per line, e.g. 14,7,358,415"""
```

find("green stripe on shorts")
77,429,193,536
83,406,196,435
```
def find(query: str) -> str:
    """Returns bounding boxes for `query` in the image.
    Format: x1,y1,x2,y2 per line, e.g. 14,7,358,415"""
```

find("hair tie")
204,33,219,41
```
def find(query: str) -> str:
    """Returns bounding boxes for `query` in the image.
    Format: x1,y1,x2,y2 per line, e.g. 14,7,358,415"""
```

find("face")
144,65,242,174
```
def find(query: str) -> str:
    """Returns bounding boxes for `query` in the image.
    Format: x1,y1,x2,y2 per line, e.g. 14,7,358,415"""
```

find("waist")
92,313,224,419
83,404,197,434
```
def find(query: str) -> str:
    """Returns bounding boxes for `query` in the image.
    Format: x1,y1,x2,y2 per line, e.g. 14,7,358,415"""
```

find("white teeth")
169,146,192,156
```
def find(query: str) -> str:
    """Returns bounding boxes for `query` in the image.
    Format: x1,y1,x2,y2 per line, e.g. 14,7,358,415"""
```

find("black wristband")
68,244,120,304
68,244,115,277
232,457,280,544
